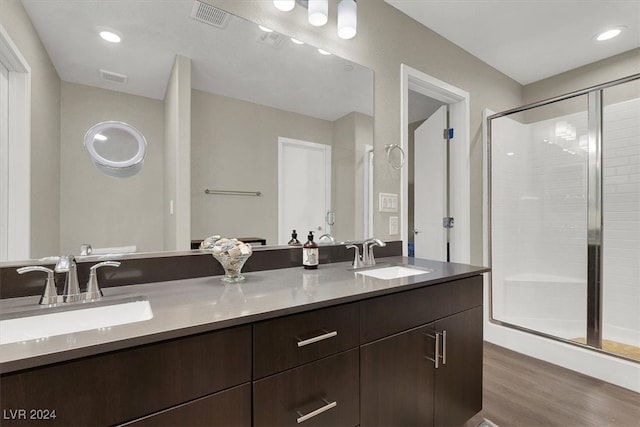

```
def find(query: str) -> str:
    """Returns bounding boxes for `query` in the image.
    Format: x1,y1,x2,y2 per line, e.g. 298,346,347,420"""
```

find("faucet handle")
346,245,363,268
17,266,59,305
85,261,121,300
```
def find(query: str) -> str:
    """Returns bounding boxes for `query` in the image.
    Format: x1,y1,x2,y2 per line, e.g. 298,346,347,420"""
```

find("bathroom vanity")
0,255,487,426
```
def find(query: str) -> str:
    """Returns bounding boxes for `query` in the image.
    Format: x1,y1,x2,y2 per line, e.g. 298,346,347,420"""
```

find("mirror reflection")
5,0,374,261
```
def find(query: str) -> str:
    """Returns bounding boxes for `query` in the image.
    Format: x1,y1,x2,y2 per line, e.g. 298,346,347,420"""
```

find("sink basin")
356,265,432,280
0,296,153,345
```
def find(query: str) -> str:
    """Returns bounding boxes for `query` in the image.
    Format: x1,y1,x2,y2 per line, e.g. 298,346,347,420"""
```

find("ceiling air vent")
191,1,230,29
99,69,128,84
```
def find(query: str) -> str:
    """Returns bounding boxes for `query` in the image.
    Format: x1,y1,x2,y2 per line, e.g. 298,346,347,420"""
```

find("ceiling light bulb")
308,0,328,27
338,0,357,39
94,134,108,141
273,0,295,11
99,31,121,43
291,38,304,45
258,25,274,33
318,48,331,55
596,28,623,41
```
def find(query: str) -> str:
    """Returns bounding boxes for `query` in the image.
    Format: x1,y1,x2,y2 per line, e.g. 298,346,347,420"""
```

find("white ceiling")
21,0,373,121
385,0,640,85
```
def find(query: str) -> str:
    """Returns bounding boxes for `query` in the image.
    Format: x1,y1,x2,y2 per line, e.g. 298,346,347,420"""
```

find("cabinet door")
361,325,435,427
434,306,483,426
253,349,359,427
121,383,251,426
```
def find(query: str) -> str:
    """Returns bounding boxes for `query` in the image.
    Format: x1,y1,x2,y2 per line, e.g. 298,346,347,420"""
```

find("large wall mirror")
7,0,373,261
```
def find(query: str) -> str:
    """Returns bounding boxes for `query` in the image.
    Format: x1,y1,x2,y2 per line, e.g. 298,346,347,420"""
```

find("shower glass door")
602,79,640,361
490,74,640,361
490,95,589,342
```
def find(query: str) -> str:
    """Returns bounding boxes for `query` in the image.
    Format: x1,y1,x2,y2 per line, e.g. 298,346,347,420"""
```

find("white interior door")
278,138,331,245
0,62,8,260
414,105,447,261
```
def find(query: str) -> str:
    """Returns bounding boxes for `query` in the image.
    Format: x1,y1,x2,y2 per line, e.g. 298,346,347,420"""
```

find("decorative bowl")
212,252,251,283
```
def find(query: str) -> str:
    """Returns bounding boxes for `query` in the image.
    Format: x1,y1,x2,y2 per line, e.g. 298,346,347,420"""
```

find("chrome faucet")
362,238,387,266
56,255,82,303
346,244,364,268
17,256,121,305
318,233,336,244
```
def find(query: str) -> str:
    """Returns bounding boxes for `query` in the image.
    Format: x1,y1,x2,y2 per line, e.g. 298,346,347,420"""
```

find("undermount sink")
356,265,432,280
0,296,153,345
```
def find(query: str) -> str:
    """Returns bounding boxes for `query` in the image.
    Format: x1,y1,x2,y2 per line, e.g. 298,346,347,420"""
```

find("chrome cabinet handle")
297,330,338,348
296,399,337,424
425,332,440,369
442,330,447,365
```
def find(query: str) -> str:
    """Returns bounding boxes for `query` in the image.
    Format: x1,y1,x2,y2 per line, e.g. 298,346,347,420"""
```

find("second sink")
356,265,432,280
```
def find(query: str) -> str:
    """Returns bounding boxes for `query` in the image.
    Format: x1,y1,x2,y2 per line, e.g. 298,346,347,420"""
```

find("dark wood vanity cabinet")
360,276,483,427
1,274,483,427
361,306,483,427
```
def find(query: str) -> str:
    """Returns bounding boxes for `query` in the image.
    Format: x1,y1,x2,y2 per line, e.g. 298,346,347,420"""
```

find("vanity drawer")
360,275,482,343
253,302,359,378
253,349,359,427
0,325,252,426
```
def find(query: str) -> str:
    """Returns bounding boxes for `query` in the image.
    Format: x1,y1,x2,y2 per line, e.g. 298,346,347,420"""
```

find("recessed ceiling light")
318,48,331,55
258,25,274,33
291,38,304,45
99,31,121,43
595,27,625,41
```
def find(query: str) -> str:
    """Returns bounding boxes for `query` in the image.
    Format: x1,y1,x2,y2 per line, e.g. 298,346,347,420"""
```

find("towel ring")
385,144,406,169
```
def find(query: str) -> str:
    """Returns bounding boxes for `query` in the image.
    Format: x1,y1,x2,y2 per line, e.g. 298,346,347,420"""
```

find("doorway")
401,64,470,263
278,137,331,245
0,26,30,261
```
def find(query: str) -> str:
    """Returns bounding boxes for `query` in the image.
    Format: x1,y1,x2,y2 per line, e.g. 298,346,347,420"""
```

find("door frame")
0,25,31,261
400,64,470,263
277,137,331,244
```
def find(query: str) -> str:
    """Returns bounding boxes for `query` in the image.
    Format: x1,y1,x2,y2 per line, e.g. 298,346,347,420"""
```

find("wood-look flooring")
465,342,640,427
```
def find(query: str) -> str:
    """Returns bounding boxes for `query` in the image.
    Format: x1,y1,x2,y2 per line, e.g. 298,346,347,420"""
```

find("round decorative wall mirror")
84,121,147,178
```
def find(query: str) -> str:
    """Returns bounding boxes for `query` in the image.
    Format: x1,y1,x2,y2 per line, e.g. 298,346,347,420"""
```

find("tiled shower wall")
492,97,639,345
603,98,640,345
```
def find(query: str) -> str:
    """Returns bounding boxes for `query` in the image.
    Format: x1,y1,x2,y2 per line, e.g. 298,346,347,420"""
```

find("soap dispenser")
288,230,302,246
302,231,319,270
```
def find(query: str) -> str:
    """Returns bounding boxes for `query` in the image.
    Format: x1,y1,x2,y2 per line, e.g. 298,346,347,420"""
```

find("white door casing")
414,105,447,261
401,64,470,263
278,137,331,245
0,25,30,262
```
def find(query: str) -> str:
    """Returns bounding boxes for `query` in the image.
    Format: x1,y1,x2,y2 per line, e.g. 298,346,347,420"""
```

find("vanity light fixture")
291,37,305,45
273,0,357,39
99,30,121,43
318,48,331,55
308,0,328,26
258,25,274,32
337,0,357,39
273,0,295,12
595,26,625,41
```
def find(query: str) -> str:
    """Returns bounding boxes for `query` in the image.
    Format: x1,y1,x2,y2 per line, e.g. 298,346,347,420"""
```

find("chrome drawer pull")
297,330,338,348
296,399,337,423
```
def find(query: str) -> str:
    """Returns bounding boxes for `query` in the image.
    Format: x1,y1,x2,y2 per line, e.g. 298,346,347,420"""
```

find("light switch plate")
389,216,399,235
379,193,398,212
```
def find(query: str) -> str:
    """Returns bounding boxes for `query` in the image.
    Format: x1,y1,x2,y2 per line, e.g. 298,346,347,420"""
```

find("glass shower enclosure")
487,74,640,361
